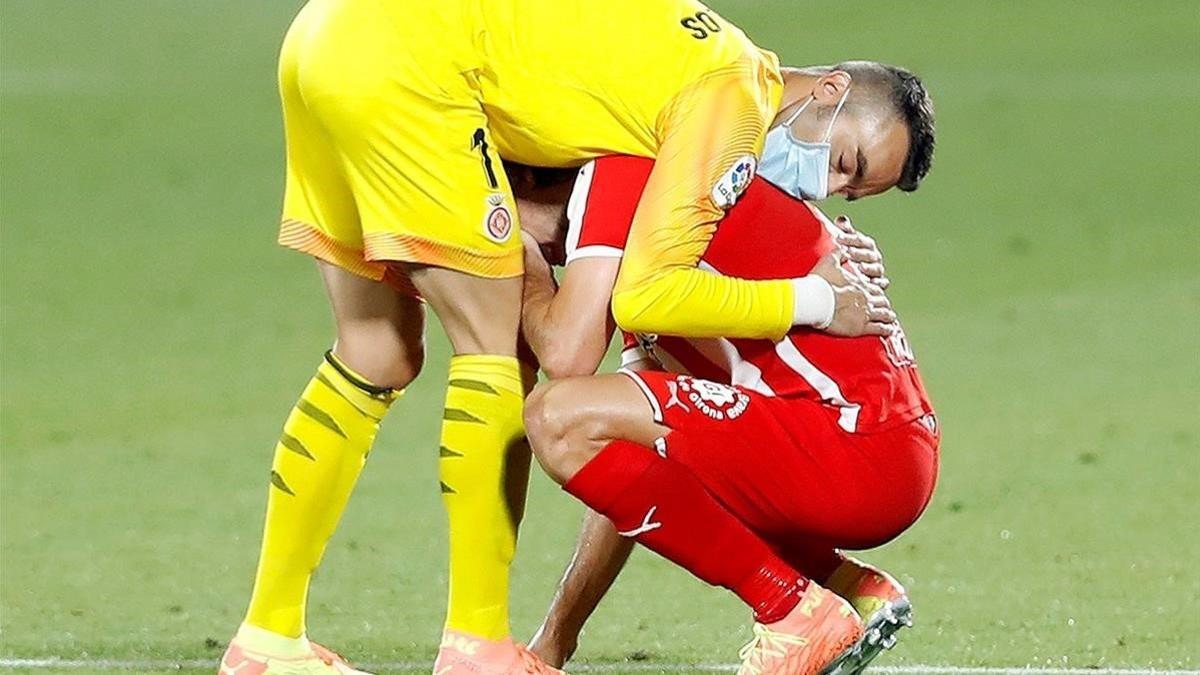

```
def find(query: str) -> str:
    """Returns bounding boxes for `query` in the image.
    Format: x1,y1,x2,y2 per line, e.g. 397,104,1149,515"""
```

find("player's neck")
774,70,822,126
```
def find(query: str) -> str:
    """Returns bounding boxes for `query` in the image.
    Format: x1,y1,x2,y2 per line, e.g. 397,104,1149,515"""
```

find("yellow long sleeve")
611,60,793,340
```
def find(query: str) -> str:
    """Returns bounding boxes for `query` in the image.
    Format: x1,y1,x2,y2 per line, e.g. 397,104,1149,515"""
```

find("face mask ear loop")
821,86,851,142
778,96,813,141
785,97,812,127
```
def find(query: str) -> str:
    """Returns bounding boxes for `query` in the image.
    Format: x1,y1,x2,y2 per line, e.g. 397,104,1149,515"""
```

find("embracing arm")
520,235,620,379
611,65,835,339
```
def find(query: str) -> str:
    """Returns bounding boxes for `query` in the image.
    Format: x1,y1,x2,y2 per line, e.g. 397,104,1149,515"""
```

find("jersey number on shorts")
471,128,499,189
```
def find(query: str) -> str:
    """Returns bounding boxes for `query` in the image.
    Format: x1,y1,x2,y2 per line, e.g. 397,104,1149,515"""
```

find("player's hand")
521,231,553,276
832,215,889,290
810,253,896,337
826,282,896,337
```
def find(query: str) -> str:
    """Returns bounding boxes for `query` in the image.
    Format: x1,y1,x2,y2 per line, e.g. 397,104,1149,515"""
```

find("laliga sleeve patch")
483,193,514,243
710,154,756,209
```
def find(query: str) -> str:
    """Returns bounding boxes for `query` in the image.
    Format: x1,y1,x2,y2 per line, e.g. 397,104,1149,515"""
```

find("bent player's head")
505,163,577,264
773,61,935,201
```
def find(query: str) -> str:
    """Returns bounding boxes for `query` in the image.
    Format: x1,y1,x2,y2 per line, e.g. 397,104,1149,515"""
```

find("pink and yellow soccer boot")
433,629,566,675
736,583,865,675
824,556,913,673
218,625,371,675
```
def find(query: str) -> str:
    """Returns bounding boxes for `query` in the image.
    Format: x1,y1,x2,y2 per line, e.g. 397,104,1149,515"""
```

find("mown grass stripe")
0,659,1194,674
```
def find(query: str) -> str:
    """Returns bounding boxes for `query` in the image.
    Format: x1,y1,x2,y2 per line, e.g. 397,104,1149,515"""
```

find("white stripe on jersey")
695,260,861,431
569,244,624,262
686,337,775,397
564,160,596,263
773,339,862,432
618,367,664,423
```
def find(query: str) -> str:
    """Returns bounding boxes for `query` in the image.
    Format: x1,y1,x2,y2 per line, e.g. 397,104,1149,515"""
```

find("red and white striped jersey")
567,155,934,433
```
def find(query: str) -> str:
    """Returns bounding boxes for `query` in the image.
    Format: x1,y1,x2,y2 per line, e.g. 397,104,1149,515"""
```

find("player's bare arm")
520,238,620,379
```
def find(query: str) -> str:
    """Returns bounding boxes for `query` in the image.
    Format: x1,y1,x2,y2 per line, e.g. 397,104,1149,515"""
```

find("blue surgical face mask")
758,87,851,201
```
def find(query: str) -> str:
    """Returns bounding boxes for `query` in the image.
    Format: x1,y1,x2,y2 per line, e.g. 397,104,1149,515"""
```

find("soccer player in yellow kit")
219,0,933,674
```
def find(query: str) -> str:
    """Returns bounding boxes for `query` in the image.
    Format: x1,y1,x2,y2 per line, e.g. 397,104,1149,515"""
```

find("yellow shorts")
276,0,522,284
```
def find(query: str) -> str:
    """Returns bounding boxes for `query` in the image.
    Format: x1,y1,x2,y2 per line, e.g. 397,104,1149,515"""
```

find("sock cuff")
324,351,395,395
563,440,658,513
318,354,399,417
448,354,524,396
236,622,311,657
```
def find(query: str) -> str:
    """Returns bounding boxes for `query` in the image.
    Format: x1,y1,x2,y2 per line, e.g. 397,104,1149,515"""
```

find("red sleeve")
700,178,839,278
565,156,656,263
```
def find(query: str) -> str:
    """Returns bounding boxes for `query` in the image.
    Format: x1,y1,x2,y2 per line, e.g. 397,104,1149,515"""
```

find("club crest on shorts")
675,375,749,420
710,154,756,209
483,194,513,243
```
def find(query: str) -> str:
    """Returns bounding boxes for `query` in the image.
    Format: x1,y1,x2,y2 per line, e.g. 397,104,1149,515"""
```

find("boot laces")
737,623,809,675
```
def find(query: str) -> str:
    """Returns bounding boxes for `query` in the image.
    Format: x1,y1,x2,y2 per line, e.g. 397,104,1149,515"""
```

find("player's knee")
525,382,575,481
524,381,562,450
333,327,425,391
525,379,611,484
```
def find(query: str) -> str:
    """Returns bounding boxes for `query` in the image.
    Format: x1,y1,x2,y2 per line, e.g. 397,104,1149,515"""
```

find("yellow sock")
244,352,398,638
440,354,527,640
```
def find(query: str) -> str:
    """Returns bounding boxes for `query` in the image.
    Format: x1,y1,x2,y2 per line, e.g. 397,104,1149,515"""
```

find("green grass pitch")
1,1,1198,672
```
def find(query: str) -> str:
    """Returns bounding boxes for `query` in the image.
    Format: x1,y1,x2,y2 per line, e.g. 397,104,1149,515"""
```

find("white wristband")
791,275,835,329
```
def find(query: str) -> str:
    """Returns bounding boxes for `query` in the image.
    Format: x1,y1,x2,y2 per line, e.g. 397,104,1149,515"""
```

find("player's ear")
813,70,852,104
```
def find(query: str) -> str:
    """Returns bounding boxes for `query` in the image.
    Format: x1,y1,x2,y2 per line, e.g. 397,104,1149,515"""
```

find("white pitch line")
0,659,1197,674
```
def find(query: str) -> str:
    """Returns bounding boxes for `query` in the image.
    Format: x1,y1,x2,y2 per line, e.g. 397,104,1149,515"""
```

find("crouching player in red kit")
513,156,939,675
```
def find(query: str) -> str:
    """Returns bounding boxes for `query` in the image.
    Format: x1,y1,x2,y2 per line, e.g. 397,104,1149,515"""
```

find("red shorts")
621,369,940,552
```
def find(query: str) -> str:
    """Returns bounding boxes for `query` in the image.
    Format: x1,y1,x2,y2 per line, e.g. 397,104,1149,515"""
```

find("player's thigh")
403,264,522,357
348,103,523,283
293,29,524,283
621,371,850,535
319,261,426,389
525,375,669,455
277,8,382,279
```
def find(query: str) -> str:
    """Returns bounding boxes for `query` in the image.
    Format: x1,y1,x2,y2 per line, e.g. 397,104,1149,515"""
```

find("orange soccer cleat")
824,556,913,673
433,629,566,675
736,583,865,675
218,627,371,675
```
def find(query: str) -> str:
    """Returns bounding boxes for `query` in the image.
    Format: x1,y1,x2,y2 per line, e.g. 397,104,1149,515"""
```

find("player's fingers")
863,321,898,336
869,306,897,324
836,232,875,251
875,276,892,290
856,261,886,278
833,215,856,233
842,246,882,265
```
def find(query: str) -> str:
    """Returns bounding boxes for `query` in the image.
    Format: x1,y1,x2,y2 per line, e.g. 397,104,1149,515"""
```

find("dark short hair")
834,61,936,192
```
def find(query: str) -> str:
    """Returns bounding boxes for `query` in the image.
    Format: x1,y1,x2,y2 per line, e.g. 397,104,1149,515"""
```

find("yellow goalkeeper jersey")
472,0,792,339
282,0,794,338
